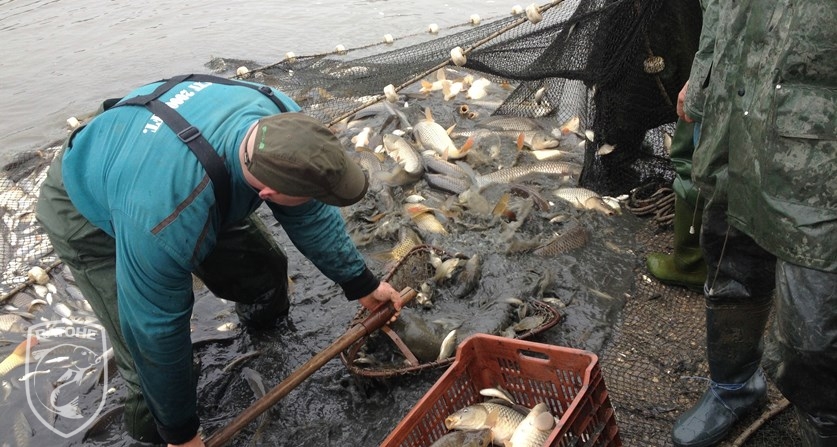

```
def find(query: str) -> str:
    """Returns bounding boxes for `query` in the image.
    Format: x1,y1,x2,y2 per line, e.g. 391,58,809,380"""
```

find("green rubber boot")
647,195,707,292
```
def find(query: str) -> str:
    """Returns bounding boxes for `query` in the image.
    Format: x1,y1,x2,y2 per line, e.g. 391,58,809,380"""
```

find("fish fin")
454,160,481,189
419,80,433,93
534,411,556,431
459,136,474,154
436,68,447,81
516,133,525,150
446,123,457,135
491,192,511,219
484,407,500,428
425,107,434,122
369,249,395,262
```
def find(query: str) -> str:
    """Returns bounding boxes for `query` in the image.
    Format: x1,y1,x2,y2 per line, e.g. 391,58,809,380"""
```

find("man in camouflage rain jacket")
673,1,836,445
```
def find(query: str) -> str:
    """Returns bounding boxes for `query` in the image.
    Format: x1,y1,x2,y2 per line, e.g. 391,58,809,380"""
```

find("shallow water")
0,0,510,160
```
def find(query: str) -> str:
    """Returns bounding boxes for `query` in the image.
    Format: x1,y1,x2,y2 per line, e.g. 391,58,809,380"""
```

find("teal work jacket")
61,78,375,439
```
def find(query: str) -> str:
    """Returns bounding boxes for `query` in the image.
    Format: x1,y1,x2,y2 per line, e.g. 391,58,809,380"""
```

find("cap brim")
320,159,369,207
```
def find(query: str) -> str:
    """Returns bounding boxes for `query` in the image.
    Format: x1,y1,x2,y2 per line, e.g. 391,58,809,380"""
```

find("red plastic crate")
380,334,621,447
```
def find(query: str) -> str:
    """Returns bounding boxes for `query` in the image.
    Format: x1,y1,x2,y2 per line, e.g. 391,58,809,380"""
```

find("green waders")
647,119,707,291
35,151,289,444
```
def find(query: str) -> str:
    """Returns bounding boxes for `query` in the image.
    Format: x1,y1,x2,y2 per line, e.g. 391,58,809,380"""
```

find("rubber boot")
647,196,707,292
672,299,771,447
234,286,290,330
797,409,837,447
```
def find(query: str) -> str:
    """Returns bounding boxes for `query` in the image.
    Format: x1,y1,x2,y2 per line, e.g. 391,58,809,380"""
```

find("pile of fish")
348,247,557,375
0,147,57,296
333,67,622,269
433,387,558,447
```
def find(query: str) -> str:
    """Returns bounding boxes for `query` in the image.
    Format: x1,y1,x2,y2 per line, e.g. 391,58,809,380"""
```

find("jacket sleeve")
113,215,199,444
266,200,379,300
684,0,719,122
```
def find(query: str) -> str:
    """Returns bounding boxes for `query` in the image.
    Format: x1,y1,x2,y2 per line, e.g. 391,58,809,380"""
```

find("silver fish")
242,367,270,445
479,386,516,405
480,116,545,132
436,329,458,361
553,187,617,216
454,254,482,299
429,428,492,447
518,131,561,151
507,402,555,447
422,151,470,179
413,108,473,159
474,162,582,190
425,173,471,195
445,402,527,445
383,134,424,175
513,314,547,333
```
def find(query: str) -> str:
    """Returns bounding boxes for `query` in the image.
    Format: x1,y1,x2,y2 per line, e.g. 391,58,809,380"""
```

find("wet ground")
0,185,642,447
0,197,800,447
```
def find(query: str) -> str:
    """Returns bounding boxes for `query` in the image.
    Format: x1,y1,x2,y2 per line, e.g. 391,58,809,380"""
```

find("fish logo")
24,321,108,438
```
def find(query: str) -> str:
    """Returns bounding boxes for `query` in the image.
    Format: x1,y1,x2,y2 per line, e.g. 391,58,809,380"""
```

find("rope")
230,15,507,79
323,0,569,128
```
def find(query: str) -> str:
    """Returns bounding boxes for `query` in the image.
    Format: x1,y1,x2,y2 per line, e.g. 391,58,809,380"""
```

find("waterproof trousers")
35,152,289,444
774,261,837,445
672,200,775,447
673,199,837,446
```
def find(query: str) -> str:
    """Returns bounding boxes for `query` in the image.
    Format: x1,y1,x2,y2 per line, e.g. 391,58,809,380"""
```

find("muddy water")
0,204,643,446
0,106,646,447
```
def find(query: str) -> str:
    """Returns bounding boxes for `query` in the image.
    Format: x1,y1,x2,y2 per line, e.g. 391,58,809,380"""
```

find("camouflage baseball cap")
245,112,368,206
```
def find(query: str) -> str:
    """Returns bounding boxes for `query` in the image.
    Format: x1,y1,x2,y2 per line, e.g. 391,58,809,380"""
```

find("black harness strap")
111,74,290,220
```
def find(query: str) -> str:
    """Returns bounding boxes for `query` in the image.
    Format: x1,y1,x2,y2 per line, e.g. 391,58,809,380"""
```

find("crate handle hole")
518,348,549,360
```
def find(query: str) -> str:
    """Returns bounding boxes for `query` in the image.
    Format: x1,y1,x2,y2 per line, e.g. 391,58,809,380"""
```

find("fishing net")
0,0,800,445
340,245,561,379
241,0,701,197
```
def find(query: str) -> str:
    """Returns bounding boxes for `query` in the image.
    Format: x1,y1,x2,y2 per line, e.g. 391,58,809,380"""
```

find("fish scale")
445,402,527,445
475,161,582,190
533,225,589,256
383,134,424,174
553,187,617,216
413,120,458,157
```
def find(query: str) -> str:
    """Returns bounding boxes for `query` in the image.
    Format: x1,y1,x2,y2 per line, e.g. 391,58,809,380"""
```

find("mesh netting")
0,1,800,445
239,0,701,197
340,245,561,378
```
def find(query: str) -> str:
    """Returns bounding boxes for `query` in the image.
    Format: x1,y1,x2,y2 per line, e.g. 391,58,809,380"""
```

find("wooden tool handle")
205,286,416,447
